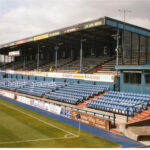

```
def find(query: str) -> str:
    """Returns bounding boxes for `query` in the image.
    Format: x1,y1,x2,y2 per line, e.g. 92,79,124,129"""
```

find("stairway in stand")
76,94,103,109
110,128,123,135
128,108,150,123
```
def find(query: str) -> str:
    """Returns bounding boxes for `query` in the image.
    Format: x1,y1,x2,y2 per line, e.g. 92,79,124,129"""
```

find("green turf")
0,99,120,148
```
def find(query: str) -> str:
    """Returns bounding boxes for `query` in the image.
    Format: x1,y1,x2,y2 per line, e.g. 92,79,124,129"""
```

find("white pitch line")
0,135,76,145
0,100,78,138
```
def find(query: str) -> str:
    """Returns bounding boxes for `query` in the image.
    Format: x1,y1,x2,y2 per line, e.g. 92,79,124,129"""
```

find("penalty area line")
0,100,78,138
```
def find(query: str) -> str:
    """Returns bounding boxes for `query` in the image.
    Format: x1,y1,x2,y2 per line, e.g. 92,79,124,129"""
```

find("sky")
0,0,150,45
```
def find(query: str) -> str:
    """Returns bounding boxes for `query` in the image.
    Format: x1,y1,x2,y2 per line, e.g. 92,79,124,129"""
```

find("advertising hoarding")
72,110,110,130
60,108,72,118
34,34,49,41
0,91,15,99
49,104,61,115
16,40,26,45
9,51,20,57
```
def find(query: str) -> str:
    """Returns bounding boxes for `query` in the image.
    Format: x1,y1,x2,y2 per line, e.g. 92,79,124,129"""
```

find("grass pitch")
0,99,119,148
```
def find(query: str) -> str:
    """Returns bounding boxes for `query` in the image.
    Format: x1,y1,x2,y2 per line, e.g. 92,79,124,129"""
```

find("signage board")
1,91,15,99
9,43,15,47
85,74,115,82
60,108,72,118
9,51,20,57
72,110,110,130
64,27,79,34
83,20,103,29
16,40,26,45
72,74,85,79
5,70,115,82
49,104,62,115
34,34,49,41
26,38,33,42
47,72,63,78
49,31,60,37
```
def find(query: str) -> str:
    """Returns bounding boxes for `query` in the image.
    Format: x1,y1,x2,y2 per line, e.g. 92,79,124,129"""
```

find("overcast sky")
0,0,150,45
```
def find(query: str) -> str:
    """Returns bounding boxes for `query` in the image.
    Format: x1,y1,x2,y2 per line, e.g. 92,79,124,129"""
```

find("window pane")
124,73,141,84
130,73,136,84
140,35,146,64
145,74,150,85
132,33,139,65
136,73,141,84
124,73,130,83
145,70,150,73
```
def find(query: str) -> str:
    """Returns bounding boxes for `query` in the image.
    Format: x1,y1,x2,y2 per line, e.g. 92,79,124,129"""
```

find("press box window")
130,73,141,84
124,73,141,84
145,74,150,86
124,73,130,83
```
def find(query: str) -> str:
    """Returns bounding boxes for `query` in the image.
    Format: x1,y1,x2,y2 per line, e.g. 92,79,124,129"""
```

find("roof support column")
116,28,120,77
55,44,59,72
80,37,83,73
37,43,40,70
3,55,6,70
121,30,124,65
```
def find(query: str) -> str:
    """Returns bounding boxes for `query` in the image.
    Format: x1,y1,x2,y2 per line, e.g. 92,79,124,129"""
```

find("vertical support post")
55,48,58,72
116,28,119,77
12,56,15,70
23,49,26,70
37,44,40,70
121,30,124,65
80,38,83,73
4,55,6,70
113,112,116,127
24,56,26,70
127,108,129,122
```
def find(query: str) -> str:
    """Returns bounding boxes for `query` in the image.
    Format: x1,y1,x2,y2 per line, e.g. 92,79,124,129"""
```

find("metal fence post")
127,108,129,122
113,112,116,126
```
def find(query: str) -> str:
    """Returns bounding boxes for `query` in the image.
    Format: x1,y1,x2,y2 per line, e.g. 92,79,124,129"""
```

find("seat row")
109,91,150,98
87,91,150,115
104,93,150,104
17,88,43,97
52,91,84,102
99,96,148,107
87,101,134,115
45,93,78,104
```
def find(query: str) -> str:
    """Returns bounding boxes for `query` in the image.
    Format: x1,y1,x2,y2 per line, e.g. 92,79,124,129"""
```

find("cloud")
0,0,150,45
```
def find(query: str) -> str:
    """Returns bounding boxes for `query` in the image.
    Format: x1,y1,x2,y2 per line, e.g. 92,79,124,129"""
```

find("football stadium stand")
0,16,150,144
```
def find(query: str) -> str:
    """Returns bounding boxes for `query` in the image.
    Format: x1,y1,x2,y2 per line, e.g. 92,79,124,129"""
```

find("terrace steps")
128,108,150,123
110,128,123,135
76,94,103,109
